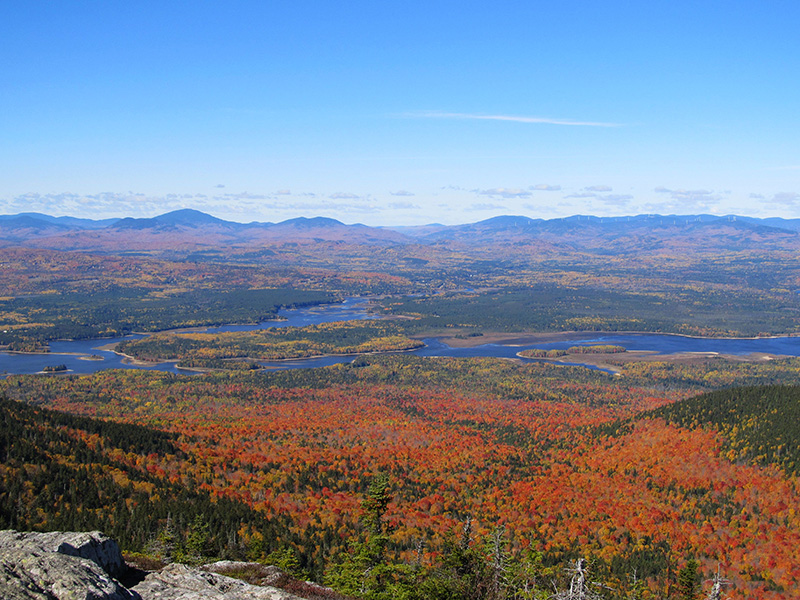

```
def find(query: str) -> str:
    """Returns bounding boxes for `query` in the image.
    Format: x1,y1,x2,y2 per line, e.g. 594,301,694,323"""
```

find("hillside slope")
646,384,800,475
5,359,800,598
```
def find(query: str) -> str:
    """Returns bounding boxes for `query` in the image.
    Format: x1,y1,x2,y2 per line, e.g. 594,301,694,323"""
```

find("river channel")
3,297,800,377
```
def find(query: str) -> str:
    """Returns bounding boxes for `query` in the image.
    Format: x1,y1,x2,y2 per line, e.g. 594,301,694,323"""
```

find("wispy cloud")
414,111,621,128
476,188,531,199
768,192,800,206
645,187,724,213
564,187,632,207
222,192,269,200
0,190,388,221
249,200,381,214
390,190,415,197
466,202,506,211
654,187,721,204
389,201,420,210
600,194,634,207
530,184,561,191
1,192,196,218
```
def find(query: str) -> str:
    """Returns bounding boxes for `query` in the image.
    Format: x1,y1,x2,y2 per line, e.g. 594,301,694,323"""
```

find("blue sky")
1,1,799,225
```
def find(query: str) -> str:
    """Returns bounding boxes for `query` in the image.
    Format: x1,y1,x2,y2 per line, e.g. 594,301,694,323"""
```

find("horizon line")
0,209,792,228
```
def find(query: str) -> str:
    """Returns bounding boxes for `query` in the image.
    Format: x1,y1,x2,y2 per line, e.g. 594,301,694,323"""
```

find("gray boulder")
0,530,137,600
131,563,304,600
199,562,341,600
0,531,127,578
0,531,314,600
201,561,286,587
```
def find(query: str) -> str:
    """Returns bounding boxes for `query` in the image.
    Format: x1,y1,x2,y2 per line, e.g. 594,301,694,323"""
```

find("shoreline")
3,300,800,377
0,297,368,354
433,328,800,349
4,325,800,358
513,348,784,375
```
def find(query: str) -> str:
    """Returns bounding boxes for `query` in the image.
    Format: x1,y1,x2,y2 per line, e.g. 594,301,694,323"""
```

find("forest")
377,286,800,338
4,355,800,599
116,320,424,369
0,287,335,348
519,346,627,359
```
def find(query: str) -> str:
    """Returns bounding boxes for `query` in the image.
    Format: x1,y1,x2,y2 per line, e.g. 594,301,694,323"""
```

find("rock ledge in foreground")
0,530,314,600
0,529,136,600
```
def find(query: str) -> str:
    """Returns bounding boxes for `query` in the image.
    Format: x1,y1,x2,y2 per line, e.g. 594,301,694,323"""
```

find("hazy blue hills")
0,213,119,241
0,213,119,229
2,209,799,252
277,216,346,229
112,208,234,230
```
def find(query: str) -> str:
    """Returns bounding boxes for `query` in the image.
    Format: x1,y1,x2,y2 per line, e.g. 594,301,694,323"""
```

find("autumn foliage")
3,356,800,598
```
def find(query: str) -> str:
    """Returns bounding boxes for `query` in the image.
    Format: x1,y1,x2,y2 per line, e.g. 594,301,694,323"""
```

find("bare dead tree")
704,565,732,600
487,526,509,599
552,558,604,600
626,568,646,600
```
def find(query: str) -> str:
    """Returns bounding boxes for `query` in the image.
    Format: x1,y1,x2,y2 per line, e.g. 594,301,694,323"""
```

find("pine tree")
325,472,415,599
179,514,210,565
677,559,700,600
148,514,177,563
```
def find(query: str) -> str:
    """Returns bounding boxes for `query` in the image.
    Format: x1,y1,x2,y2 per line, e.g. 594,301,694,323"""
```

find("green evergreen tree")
414,517,488,600
265,547,308,580
148,514,177,563
677,559,700,600
178,513,211,565
325,472,416,599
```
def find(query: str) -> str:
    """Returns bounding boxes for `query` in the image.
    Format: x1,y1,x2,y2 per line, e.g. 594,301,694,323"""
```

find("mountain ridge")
6,208,800,232
2,209,798,254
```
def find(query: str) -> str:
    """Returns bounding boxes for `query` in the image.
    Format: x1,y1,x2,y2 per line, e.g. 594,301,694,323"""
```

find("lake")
0,297,376,376
3,298,800,376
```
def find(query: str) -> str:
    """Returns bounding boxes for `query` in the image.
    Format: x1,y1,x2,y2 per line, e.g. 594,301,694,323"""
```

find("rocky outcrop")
131,563,304,599
0,531,321,600
202,561,287,587
0,530,137,600
199,562,341,600
0,530,128,578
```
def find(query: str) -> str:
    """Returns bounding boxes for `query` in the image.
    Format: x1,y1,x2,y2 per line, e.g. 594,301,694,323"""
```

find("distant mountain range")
1,209,799,253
